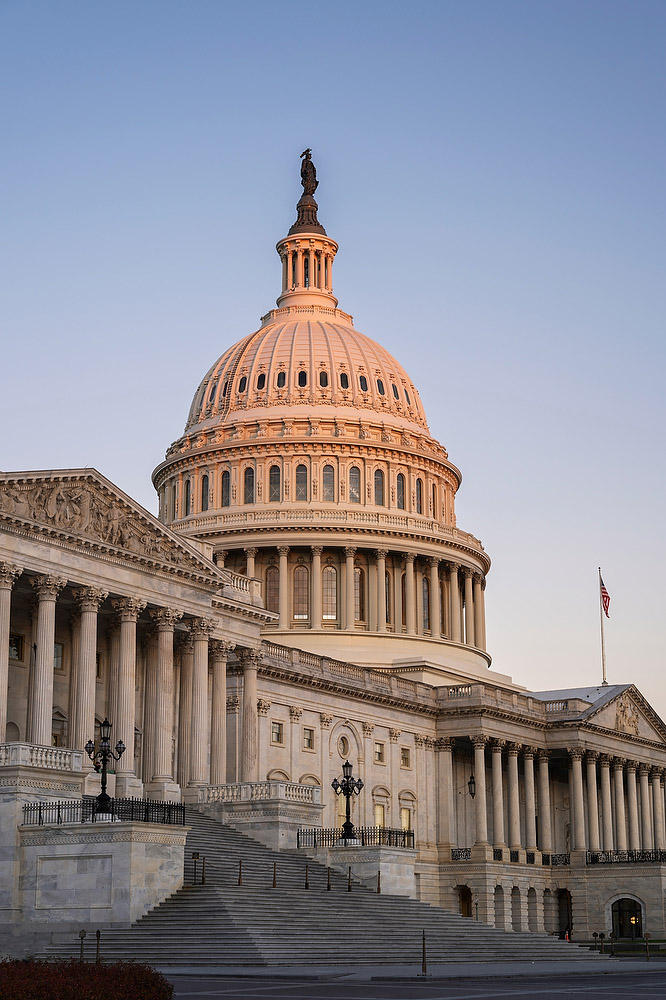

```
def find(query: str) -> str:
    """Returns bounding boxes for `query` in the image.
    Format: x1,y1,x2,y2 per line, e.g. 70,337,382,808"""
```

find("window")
422,577,430,631
238,376,247,393
432,483,437,516
400,806,412,831
266,566,279,614
293,565,309,620
354,567,365,622
322,465,335,502
396,473,405,510
359,375,368,391
298,370,307,387
295,464,308,501
269,465,281,502
374,803,386,828
319,371,328,387
416,478,423,514
374,741,385,764
401,747,411,769
277,371,286,388
271,721,284,745
257,372,266,390
303,727,315,751
405,388,411,405
385,570,392,625
222,380,229,397
9,634,23,661
374,469,385,506
338,735,350,757
54,643,64,672
322,566,337,620
201,474,209,512
339,372,349,389
184,479,191,516
392,383,399,400
221,470,230,507
244,467,255,504
349,466,361,503
377,379,385,395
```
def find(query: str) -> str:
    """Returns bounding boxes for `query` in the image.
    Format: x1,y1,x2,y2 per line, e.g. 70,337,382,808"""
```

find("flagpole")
599,567,607,686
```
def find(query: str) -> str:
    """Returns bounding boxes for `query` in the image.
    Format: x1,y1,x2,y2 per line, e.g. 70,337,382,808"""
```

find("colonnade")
280,246,333,293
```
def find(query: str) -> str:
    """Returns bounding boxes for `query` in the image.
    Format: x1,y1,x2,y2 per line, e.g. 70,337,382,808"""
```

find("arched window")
401,574,406,629
184,479,191,516
296,464,308,501
277,371,286,388
221,470,230,507
377,379,385,395
385,570,392,624
416,478,423,514
298,370,307,387
244,467,255,504
222,380,229,397
265,566,279,614
201,474,209,512
269,465,281,502
339,372,349,389
323,465,335,502
238,376,247,393
293,565,309,620
392,383,399,400
349,466,361,503
319,371,328,387
322,566,337,620
257,372,266,389
422,577,430,631
396,473,405,510
359,375,368,391
354,567,365,622
431,483,437,516
374,469,385,506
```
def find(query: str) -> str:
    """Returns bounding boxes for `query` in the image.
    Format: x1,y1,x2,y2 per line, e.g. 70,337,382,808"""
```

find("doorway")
557,889,573,938
457,885,472,918
612,898,642,939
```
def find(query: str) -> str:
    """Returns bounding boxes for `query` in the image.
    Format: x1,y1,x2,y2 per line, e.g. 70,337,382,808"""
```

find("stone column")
571,749,587,851
463,569,475,646
142,629,158,784
177,637,194,788
240,649,261,782
393,558,403,633
436,738,455,848
524,748,537,851
507,743,521,850
29,576,67,746
652,768,665,850
289,706,303,781
278,546,289,629
71,586,107,752
614,760,627,851
599,755,614,850
296,249,304,287
537,751,552,853
189,618,214,787
639,764,653,849
491,740,506,849
586,751,600,852
311,546,322,629
626,762,640,851
209,640,234,785
147,608,182,800
281,251,289,291
428,558,440,639
472,736,488,845
112,597,146,797
0,563,22,740
345,547,356,631
106,621,120,742
473,574,485,651
307,248,316,288
404,553,416,634
67,613,81,749
448,562,461,643
376,549,387,633
245,547,257,579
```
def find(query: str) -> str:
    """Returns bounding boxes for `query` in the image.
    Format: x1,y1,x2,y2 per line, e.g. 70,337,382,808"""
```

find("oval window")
319,371,329,387
238,376,247,393
277,371,286,388
340,372,349,389
298,370,307,387
257,373,266,389
338,735,350,758
359,375,368,391
377,379,385,395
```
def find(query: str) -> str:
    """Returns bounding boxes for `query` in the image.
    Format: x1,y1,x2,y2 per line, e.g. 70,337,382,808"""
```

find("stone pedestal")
309,844,417,897
196,781,323,850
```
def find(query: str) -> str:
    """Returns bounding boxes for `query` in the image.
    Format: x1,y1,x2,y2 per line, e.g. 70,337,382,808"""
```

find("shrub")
0,959,173,1000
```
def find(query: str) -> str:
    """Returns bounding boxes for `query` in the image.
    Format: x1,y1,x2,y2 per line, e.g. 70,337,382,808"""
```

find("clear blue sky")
2,2,665,710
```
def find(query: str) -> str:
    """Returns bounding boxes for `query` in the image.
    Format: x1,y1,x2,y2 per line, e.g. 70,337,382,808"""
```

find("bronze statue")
300,148,318,196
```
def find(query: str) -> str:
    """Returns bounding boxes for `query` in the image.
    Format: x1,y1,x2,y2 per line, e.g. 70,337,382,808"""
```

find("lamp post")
332,759,364,843
85,717,125,815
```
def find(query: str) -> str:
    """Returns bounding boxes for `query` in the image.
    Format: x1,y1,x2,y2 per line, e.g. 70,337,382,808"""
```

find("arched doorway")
511,887,521,931
557,889,573,938
457,885,472,918
612,898,642,939
494,885,505,929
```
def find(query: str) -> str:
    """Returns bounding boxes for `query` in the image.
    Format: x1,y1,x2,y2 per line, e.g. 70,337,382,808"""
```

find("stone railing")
437,684,595,723
0,743,84,772
198,781,322,805
544,700,569,712
587,850,666,865
446,684,473,699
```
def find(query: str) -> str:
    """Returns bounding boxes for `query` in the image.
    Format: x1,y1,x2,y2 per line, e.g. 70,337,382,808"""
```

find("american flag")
599,574,611,618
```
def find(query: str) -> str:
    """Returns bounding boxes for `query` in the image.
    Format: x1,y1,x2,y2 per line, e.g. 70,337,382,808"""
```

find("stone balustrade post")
0,563,22,740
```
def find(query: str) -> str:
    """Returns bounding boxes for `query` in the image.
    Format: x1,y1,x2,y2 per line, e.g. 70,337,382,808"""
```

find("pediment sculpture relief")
615,696,640,736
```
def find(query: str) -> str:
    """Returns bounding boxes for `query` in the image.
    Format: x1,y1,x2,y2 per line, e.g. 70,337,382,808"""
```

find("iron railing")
493,848,504,862
509,849,520,862
297,826,414,849
22,796,186,827
542,852,571,866
587,849,666,865
451,847,472,860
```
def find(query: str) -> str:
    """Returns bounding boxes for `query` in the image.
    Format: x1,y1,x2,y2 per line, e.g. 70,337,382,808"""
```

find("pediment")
0,469,221,585
586,687,666,745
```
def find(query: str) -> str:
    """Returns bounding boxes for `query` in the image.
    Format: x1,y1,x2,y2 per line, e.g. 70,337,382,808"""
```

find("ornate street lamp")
85,718,125,815
468,773,476,799
331,759,364,843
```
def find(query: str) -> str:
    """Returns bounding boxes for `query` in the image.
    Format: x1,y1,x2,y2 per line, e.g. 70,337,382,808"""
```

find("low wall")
307,844,417,897
195,781,323,850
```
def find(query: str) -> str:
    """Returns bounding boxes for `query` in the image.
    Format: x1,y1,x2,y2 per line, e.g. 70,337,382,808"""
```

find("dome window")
201,475,209,512
392,383,399,400
265,566,279,614
416,478,423,514
257,373,266,390
349,466,361,504
223,381,229,397
339,372,349,389
323,465,335,502
374,469,385,506
238,376,247,393
377,379,385,395
354,567,366,623
277,371,286,388
319,371,329,388
298,370,307,388
296,464,308,501
405,388,411,405
184,479,192,517
422,577,430,631
293,565,310,620
396,473,406,510
359,375,368,392
244,467,255,504
269,465,281,502
322,566,338,620
221,470,230,507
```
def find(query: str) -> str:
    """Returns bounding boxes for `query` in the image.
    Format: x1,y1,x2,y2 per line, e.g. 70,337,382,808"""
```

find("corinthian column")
71,586,108,751
428,558,440,639
435,737,454,848
311,546,322,629
507,743,521,850
639,763,652,848
404,553,416,634
147,607,182,800
599,755,613,850
345,547,356,631
586,751,600,852
614,760,627,851
472,736,488,845
29,576,67,746
524,748,537,851
111,596,146,797
189,618,215,787
210,640,234,785
473,574,485,651
177,636,194,788
537,750,552,853
463,568,475,646
376,549,387,633
448,563,461,643
652,768,665,850
245,547,258,579
626,762,640,851
0,563,22,740
491,739,506,849
278,546,289,629
240,648,261,782
570,749,587,851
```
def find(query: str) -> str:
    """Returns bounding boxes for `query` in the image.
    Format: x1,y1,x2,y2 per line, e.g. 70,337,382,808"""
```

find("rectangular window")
271,721,284,746
374,741,385,764
374,803,385,828
9,633,24,661
400,806,412,831
303,727,315,751
53,642,64,672
400,747,411,769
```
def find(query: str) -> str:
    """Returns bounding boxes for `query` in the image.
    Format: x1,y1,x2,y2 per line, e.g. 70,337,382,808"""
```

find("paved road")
167,969,666,1000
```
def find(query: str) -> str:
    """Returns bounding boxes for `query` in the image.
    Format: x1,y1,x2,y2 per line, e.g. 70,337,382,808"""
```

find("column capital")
149,607,183,631
414,733,428,747
320,712,333,728
427,556,440,567
210,639,235,660
434,737,454,752
507,742,521,756
491,738,506,752
473,572,484,585
0,562,23,588
471,734,488,748
244,547,258,558
404,552,416,564
72,586,108,613
389,727,402,742
31,575,67,600
362,721,375,736
277,545,290,557
638,762,651,776
462,566,474,579
189,616,216,640
111,596,146,622
598,753,612,767
624,759,638,773
257,698,271,716
176,632,195,654
613,757,626,771
537,748,551,761
311,545,324,556
446,560,459,574
239,647,262,671
585,749,599,762
374,547,389,559
344,546,357,558
569,747,585,761
289,706,303,722
522,746,536,760
650,765,662,779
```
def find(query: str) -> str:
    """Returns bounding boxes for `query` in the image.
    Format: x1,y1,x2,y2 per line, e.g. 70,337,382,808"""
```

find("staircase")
40,810,602,966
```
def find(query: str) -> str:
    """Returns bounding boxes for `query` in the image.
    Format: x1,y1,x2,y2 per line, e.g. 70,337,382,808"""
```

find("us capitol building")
1,153,665,947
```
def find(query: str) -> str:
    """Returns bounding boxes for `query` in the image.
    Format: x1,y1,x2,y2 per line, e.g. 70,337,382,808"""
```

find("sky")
2,1,665,711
